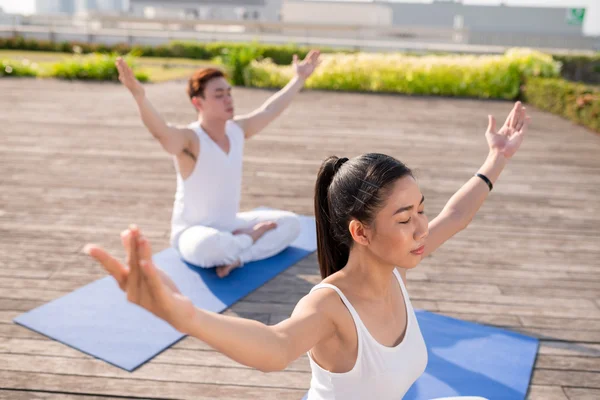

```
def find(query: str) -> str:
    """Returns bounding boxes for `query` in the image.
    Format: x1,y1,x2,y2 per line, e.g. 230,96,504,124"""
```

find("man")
116,50,321,277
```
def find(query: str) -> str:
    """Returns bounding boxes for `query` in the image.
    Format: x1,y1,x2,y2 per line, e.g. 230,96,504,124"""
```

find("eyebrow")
393,195,425,215
214,87,231,92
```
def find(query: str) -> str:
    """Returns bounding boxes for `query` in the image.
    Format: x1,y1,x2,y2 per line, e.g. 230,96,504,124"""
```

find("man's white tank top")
307,269,428,400
170,120,245,247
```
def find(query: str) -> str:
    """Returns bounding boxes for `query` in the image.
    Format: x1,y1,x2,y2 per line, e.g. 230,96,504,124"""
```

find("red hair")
187,68,226,99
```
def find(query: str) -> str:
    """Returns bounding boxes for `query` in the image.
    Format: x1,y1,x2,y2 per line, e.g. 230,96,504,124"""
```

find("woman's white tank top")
306,269,428,400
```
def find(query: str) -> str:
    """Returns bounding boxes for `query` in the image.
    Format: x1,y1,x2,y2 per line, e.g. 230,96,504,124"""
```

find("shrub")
49,53,148,82
0,58,39,77
245,49,559,99
523,77,599,133
552,53,600,84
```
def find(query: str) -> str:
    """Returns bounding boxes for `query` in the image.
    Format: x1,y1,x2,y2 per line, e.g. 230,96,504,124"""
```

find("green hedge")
552,53,600,84
49,53,148,81
0,58,38,77
523,77,599,133
245,48,560,100
0,36,342,65
0,53,148,82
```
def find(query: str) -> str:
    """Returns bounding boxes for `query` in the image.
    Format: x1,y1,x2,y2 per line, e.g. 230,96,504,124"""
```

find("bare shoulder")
169,124,197,140
162,125,199,160
292,285,346,320
228,118,248,138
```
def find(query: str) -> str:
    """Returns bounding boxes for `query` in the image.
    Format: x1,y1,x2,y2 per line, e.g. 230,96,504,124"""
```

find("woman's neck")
339,247,397,299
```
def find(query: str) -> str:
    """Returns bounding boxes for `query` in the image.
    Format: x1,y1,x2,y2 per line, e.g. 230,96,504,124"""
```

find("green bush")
219,45,262,86
245,49,560,99
0,36,343,65
0,58,39,77
523,77,599,133
49,53,148,82
552,53,600,84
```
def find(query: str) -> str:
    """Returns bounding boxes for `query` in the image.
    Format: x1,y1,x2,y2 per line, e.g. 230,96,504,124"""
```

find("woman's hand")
293,50,321,80
84,226,195,333
486,101,530,159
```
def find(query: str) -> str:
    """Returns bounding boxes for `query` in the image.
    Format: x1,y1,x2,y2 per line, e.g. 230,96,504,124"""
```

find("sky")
0,0,598,34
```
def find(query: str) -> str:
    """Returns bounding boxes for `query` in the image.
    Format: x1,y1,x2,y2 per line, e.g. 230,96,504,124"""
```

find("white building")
35,0,126,15
282,1,392,26
129,0,283,21
35,0,76,15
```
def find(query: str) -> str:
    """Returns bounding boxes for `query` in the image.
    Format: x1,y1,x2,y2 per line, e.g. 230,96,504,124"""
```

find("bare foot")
233,221,277,243
215,260,242,278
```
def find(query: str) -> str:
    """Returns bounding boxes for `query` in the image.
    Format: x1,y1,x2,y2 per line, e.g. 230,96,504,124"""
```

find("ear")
349,219,370,246
190,96,203,112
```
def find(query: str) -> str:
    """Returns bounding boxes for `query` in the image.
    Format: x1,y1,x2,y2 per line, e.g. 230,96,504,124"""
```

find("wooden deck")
0,78,599,400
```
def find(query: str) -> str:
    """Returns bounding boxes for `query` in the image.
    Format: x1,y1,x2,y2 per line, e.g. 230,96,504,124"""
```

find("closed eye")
399,210,425,224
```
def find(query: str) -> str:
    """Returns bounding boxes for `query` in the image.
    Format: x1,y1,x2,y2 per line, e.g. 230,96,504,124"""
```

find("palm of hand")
85,228,195,333
115,57,144,96
294,50,321,79
485,102,529,159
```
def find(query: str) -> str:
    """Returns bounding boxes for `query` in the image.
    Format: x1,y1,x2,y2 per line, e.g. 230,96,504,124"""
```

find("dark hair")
187,68,226,99
314,153,413,279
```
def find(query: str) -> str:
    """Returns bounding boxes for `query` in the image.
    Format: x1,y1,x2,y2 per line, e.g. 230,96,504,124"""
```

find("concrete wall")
388,3,583,36
282,1,392,26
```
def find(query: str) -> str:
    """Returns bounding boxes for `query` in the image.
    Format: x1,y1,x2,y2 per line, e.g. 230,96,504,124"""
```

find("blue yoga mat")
302,310,538,400
14,212,317,372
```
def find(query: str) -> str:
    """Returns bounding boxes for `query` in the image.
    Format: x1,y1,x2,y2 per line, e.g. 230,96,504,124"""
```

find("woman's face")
365,175,429,269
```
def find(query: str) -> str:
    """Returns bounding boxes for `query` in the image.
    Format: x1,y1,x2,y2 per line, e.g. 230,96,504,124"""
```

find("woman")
84,102,529,399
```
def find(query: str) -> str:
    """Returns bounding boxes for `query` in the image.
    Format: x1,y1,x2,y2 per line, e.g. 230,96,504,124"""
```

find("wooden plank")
0,370,306,400
563,388,600,400
526,385,568,400
500,285,600,300
535,355,600,372
0,353,311,390
0,337,312,372
436,301,600,319
532,369,600,388
437,312,522,327
0,299,43,312
538,341,600,358
514,328,600,343
519,316,600,331
0,390,128,400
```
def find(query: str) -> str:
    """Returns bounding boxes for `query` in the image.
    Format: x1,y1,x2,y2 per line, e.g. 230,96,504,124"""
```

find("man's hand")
116,57,145,99
293,50,321,80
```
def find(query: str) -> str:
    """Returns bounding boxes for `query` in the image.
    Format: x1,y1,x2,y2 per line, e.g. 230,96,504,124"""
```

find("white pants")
177,209,301,268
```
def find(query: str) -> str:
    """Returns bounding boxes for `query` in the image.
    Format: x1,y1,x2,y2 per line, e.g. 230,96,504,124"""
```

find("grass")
0,50,219,82
137,66,201,82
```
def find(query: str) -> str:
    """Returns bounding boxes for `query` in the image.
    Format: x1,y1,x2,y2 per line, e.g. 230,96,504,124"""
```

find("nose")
414,214,429,242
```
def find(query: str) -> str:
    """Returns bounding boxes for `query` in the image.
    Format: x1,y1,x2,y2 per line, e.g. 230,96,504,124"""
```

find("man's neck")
198,115,227,140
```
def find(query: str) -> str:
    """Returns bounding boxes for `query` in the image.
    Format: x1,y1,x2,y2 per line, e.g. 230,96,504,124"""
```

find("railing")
0,13,597,54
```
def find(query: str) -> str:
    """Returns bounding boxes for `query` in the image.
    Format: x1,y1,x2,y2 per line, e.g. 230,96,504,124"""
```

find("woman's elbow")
257,355,289,373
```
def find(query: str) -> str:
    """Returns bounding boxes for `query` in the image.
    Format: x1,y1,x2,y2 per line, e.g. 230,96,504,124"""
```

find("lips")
410,245,425,255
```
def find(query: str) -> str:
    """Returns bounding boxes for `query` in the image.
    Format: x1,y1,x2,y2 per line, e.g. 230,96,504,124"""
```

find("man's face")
194,77,234,120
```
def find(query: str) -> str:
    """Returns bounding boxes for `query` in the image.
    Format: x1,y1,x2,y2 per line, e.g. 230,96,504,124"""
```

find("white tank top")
306,269,428,400
170,120,245,247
